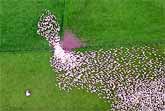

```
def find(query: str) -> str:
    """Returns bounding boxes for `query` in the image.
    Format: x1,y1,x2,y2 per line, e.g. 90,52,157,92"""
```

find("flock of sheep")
37,10,165,111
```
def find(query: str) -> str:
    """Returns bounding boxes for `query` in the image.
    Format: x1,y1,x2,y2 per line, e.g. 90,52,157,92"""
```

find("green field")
0,52,109,111
65,0,165,49
0,0,165,111
1,0,165,51
0,0,65,51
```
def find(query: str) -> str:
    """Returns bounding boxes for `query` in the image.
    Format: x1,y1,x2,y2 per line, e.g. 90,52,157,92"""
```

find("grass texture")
0,0,165,111
1,0,165,51
0,51,110,111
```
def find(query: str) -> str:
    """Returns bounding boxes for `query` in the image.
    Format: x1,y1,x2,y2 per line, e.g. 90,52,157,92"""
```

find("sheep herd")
37,10,165,111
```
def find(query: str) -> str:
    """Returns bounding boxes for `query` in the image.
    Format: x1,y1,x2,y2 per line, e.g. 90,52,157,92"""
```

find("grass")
65,0,165,49
1,0,165,51
0,0,65,51
0,0,165,111
0,51,110,111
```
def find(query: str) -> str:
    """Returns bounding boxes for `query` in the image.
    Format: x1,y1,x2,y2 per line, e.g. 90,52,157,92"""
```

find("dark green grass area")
0,52,110,111
1,0,165,51
64,0,165,49
0,0,65,51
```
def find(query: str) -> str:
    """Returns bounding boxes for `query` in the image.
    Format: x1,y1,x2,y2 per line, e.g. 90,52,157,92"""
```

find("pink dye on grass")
61,31,82,51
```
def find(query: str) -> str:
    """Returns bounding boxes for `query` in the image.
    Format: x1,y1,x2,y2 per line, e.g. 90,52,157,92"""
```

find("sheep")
37,10,165,111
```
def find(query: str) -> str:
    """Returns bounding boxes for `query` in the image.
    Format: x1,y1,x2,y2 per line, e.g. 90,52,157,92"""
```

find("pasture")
0,0,165,111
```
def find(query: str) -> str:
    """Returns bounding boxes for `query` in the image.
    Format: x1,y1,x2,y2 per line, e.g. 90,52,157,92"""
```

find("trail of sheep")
37,10,165,111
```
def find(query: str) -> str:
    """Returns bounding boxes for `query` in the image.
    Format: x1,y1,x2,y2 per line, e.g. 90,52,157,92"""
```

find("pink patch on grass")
61,31,83,51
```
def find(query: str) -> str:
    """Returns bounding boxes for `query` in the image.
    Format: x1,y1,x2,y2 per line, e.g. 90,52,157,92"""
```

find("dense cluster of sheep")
37,10,165,111
114,77,165,111
55,47,164,111
37,10,60,45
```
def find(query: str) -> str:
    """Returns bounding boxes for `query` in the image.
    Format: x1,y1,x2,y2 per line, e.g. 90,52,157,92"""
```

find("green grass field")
1,0,165,51
65,0,165,48
0,0,165,111
0,0,65,51
0,52,110,111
